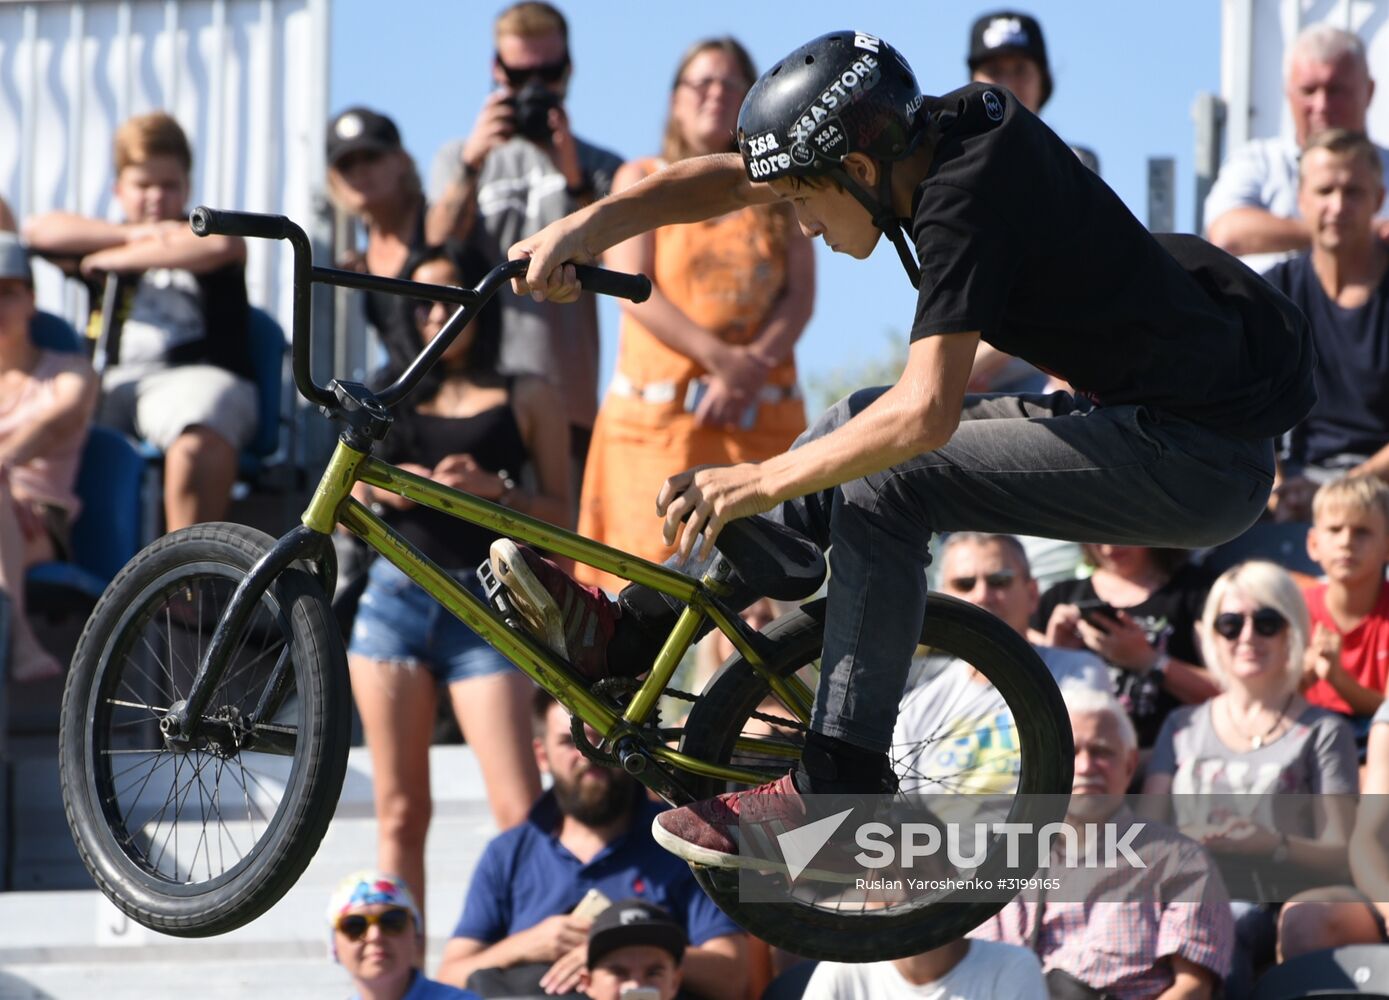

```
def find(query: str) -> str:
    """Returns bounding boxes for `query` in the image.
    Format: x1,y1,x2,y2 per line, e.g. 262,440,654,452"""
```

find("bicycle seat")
716,517,826,602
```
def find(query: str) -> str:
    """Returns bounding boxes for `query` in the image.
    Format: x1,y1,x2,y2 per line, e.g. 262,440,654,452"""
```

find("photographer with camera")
427,1,622,479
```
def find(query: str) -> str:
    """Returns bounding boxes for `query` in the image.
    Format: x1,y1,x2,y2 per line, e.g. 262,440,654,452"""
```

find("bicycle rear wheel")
59,523,350,936
678,594,1073,961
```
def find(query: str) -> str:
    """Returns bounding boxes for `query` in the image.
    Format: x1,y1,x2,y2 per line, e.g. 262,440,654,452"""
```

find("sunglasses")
946,569,1017,592
335,907,412,941
497,53,569,87
1213,609,1289,641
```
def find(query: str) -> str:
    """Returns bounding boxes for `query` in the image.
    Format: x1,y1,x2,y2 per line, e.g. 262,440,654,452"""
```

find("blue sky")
331,1,1222,396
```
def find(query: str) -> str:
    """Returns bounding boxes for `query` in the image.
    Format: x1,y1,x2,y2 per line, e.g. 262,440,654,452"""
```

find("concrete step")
1,745,498,998
0,956,350,1000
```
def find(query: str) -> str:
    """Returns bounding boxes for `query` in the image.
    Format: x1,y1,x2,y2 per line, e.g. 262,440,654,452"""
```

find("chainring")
569,678,651,765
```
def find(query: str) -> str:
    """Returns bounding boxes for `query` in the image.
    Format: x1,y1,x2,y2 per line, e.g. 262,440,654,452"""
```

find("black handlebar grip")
572,264,652,303
189,206,292,241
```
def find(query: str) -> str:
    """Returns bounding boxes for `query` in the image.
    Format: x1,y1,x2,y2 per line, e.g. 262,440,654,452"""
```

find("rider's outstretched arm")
509,153,779,300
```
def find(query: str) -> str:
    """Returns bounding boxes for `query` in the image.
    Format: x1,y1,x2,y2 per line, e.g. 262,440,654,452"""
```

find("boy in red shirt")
1303,475,1389,725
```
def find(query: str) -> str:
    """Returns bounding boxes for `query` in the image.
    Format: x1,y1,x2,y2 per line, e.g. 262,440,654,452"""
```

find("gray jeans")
761,388,1275,753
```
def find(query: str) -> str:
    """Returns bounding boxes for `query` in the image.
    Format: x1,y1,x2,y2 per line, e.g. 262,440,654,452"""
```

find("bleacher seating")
0,744,494,996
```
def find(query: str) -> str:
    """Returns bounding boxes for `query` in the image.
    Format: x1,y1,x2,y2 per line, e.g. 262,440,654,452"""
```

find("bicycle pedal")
477,558,524,626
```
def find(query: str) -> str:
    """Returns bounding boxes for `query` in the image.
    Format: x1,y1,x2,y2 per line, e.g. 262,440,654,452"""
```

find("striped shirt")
970,807,1234,1000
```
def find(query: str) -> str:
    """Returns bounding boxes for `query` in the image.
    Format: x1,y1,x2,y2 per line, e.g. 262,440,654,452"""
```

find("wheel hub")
203,705,249,759
159,701,247,758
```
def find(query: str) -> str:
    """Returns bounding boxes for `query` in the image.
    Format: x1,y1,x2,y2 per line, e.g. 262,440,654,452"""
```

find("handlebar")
190,206,298,242
570,261,651,303
188,205,652,412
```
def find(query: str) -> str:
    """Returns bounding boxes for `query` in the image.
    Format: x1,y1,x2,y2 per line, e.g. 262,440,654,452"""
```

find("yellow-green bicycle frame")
306,437,814,789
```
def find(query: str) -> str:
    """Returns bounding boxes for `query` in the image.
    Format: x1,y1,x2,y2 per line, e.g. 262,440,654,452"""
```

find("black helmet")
737,31,930,286
736,31,926,184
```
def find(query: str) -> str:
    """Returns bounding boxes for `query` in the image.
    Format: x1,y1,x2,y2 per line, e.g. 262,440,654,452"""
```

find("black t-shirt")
377,385,530,569
1264,253,1389,467
910,83,1316,440
1029,562,1213,748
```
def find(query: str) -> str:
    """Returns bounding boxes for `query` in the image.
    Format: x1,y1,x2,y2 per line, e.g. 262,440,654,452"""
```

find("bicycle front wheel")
59,523,350,936
678,594,1073,962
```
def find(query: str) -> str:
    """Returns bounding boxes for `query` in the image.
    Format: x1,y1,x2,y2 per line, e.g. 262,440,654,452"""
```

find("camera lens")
511,84,558,143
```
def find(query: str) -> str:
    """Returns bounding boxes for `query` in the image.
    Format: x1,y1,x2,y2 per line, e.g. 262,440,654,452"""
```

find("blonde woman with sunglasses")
1140,560,1358,998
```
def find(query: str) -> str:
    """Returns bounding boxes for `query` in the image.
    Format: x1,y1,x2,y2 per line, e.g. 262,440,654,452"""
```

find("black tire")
679,594,1073,962
59,523,351,936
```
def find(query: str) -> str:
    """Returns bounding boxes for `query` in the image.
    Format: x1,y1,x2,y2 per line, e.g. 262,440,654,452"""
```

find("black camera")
507,83,561,144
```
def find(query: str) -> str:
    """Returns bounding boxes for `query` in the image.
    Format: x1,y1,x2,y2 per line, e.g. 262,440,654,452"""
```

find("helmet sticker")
748,151,793,179
983,90,1004,122
787,53,882,143
746,132,780,156
739,32,924,181
811,120,846,159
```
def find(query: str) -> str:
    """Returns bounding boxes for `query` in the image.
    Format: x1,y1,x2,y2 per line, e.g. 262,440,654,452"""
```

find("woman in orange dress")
577,36,815,591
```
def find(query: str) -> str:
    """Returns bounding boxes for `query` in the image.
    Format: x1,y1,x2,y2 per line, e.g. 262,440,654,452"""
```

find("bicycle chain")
570,680,806,766
662,684,808,732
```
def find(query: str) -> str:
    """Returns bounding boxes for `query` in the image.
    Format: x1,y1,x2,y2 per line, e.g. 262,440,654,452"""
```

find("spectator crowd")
5,5,1389,1000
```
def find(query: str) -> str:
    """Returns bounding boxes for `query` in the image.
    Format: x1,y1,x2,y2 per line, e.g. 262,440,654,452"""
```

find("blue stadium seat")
28,310,83,353
1252,944,1389,999
242,305,287,467
25,426,145,599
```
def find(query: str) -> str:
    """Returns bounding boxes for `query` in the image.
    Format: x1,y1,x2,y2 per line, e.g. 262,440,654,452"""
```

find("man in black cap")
580,900,686,1000
967,10,1053,116
967,11,1097,175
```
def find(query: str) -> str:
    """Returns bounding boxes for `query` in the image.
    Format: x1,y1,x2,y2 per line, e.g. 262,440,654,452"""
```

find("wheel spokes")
92,570,303,885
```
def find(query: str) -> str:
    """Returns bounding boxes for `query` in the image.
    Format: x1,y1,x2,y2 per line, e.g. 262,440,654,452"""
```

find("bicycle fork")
158,524,334,752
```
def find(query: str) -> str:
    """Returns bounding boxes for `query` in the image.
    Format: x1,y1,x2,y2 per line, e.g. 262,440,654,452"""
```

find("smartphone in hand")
571,887,612,920
1074,598,1121,629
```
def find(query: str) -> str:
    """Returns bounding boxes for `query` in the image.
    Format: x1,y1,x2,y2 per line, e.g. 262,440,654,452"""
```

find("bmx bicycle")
58,207,1073,962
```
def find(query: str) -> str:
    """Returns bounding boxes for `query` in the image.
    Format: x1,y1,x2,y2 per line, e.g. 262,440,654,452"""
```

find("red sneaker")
652,772,848,879
489,540,619,680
